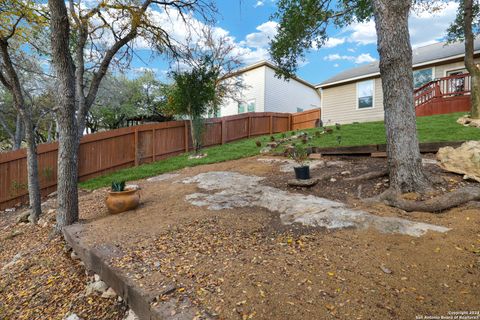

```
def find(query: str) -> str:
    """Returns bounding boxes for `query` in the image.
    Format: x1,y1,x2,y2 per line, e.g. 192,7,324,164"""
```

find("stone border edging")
63,224,206,320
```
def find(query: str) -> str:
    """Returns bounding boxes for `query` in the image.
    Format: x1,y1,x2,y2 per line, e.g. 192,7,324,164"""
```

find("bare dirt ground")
0,211,126,320
65,155,480,320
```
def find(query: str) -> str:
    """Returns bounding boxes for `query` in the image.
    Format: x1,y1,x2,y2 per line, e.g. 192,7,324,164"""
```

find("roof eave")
316,50,480,89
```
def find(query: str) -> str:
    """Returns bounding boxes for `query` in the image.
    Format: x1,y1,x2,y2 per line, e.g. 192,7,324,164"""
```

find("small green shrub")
289,144,308,166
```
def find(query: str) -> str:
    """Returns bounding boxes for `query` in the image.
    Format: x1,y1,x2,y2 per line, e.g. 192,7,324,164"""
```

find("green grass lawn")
80,112,480,190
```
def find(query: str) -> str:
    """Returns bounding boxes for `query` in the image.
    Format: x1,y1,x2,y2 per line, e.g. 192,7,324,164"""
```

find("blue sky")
129,0,459,85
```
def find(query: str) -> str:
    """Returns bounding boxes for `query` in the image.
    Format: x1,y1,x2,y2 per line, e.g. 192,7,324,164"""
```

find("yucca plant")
111,181,126,192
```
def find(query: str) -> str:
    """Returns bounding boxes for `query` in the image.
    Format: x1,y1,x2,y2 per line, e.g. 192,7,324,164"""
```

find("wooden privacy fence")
0,109,321,210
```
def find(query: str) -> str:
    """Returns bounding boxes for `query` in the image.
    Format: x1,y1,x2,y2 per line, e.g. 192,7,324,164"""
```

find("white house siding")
321,77,384,125
219,66,266,117
264,67,321,113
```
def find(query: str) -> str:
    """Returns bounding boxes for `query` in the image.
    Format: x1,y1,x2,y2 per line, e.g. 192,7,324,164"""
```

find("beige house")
317,41,480,124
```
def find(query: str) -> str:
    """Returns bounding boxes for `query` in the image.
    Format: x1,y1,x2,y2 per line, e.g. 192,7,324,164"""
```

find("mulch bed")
0,209,126,320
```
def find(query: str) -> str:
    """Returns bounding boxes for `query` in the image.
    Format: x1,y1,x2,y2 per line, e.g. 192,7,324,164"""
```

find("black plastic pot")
294,166,310,180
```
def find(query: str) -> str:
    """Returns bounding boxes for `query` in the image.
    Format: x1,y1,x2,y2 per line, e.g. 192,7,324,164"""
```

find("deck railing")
414,73,471,107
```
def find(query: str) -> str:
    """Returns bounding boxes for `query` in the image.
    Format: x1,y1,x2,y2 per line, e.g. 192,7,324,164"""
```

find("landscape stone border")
63,224,208,320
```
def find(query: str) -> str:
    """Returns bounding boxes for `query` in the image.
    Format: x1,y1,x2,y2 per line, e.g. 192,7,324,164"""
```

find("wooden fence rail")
0,109,320,210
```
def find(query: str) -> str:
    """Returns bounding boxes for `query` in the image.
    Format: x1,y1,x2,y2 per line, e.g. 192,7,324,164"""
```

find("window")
238,103,246,113
215,109,221,118
247,99,256,112
357,80,374,109
413,68,433,88
296,107,304,112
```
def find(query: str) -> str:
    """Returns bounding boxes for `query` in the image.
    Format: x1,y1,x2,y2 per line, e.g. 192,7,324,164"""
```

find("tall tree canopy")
270,0,430,193
166,56,218,153
48,0,216,231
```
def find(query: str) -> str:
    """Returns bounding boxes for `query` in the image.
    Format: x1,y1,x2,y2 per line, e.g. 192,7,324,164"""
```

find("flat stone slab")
287,178,319,187
183,171,450,237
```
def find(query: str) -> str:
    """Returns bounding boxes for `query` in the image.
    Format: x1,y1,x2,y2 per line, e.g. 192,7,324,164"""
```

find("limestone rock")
260,147,272,154
437,141,480,182
183,171,449,237
123,309,139,320
2,252,22,270
101,287,117,299
64,313,82,320
457,115,480,127
86,280,108,295
16,211,30,224
287,178,319,188
70,251,80,260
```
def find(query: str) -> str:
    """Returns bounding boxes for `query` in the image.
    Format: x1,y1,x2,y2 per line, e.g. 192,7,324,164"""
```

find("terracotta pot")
105,188,140,214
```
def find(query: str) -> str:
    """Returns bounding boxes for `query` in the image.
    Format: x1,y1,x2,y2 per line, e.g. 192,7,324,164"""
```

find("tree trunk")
189,118,196,154
13,114,24,150
0,40,42,222
23,115,42,223
463,0,480,119
372,0,430,193
49,0,79,232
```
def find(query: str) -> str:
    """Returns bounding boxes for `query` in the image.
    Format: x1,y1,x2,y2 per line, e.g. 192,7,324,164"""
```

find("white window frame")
413,66,435,88
443,66,467,77
247,99,256,112
356,79,375,110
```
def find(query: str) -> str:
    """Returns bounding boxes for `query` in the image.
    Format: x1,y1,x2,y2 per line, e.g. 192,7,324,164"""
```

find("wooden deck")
414,74,471,116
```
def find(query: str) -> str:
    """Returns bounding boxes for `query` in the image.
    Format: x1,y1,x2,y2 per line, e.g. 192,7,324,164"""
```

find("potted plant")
105,181,140,214
289,145,310,180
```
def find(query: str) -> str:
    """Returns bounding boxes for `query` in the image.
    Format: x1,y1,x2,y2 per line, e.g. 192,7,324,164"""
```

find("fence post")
152,128,156,162
247,115,251,138
184,121,189,152
134,128,139,166
289,114,292,131
269,115,273,134
221,118,227,144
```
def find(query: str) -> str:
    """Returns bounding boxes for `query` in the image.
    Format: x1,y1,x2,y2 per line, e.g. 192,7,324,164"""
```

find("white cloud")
242,21,278,48
235,21,279,64
254,1,264,8
333,63,340,67
409,1,458,47
354,53,376,64
324,37,346,48
341,1,458,48
128,9,278,66
324,53,376,64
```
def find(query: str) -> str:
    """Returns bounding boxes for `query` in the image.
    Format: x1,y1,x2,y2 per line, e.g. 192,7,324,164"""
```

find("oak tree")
48,0,215,231
0,0,47,222
270,0,430,193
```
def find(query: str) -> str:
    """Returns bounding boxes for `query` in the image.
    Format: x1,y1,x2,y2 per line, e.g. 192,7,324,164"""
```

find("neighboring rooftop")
317,41,480,88
229,60,317,89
